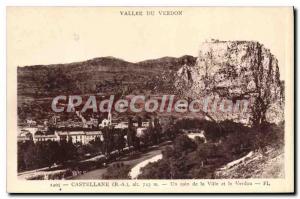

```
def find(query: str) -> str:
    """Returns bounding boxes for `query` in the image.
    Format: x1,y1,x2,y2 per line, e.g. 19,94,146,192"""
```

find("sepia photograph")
16,40,285,181
6,6,294,193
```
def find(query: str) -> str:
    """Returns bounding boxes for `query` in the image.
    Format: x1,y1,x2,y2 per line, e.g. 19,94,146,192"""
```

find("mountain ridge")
17,55,197,98
18,55,197,69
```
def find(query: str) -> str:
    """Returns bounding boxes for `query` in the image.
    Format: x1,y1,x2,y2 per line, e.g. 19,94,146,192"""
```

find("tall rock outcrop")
175,40,284,125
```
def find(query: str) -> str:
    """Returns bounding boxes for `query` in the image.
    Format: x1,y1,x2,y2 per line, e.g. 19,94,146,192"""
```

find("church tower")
107,110,112,125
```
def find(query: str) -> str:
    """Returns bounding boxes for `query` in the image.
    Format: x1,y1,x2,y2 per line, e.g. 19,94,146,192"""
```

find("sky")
7,7,293,79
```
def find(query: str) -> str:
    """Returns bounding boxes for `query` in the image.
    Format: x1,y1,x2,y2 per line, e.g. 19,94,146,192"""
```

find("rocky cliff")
175,40,284,125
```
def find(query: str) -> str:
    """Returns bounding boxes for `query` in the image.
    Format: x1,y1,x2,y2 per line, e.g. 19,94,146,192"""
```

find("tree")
126,117,136,148
24,143,38,169
64,139,77,161
137,116,142,127
89,136,103,154
173,135,197,155
153,118,162,144
45,141,60,168
117,131,126,151
102,127,114,154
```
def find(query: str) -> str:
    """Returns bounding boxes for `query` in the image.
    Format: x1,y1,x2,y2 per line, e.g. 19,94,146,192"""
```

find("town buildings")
18,110,164,145
17,128,103,145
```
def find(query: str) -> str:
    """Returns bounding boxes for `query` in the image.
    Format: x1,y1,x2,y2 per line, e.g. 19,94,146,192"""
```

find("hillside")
18,55,197,98
215,146,284,178
17,55,197,122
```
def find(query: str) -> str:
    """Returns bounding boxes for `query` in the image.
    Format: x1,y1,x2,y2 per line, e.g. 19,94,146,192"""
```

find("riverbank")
71,142,171,180
129,154,162,179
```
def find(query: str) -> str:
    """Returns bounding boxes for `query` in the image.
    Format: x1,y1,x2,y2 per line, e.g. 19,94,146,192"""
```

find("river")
70,143,171,180
129,154,162,179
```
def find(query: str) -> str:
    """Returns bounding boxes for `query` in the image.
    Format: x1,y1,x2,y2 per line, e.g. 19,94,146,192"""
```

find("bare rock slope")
175,40,284,125
215,147,284,178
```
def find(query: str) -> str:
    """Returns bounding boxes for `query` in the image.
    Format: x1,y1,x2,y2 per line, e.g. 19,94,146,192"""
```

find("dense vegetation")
102,163,131,179
49,118,286,180
17,117,167,172
18,140,76,172
137,119,284,179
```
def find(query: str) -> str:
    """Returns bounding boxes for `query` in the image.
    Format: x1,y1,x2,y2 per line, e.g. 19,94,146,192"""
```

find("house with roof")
55,130,103,145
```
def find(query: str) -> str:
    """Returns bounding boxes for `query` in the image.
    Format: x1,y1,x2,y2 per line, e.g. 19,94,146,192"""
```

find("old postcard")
7,7,294,193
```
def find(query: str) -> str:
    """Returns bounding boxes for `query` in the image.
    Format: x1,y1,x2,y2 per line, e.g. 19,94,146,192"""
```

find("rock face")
175,40,284,125
215,147,284,178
